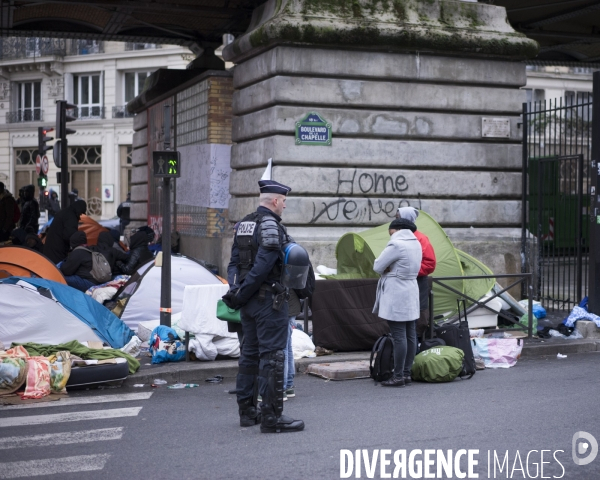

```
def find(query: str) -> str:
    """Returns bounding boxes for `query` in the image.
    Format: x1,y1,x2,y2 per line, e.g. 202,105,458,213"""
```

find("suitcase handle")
457,299,468,326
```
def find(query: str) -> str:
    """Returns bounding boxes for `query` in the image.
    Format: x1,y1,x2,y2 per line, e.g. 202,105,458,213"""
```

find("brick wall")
207,77,233,145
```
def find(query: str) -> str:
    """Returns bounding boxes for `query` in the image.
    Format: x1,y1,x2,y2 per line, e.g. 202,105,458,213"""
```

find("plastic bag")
48,351,71,393
149,326,186,364
121,335,142,357
471,338,523,369
291,328,316,360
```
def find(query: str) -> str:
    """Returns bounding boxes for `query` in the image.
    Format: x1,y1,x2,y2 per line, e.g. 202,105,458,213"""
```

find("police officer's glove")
222,289,240,310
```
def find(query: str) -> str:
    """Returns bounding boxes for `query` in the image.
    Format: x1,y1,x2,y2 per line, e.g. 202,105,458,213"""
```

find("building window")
15,81,42,122
70,146,102,217
15,148,40,199
73,74,103,118
120,145,132,203
124,72,150,103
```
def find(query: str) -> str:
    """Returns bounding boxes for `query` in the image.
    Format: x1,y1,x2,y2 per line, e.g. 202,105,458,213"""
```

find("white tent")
0,282,103,346
115,255,225,330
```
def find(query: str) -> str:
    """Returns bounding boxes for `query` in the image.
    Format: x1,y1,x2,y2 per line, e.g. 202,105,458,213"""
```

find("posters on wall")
176,144,231,208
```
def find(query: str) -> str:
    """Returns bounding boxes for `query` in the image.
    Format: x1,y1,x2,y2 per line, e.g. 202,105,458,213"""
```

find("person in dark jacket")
0,182,18,242
19,185,40,233
116,230,154,274
47,189,60,221
43,200,87,264
94,231,128,274
60,231,97,292
117,192,131,235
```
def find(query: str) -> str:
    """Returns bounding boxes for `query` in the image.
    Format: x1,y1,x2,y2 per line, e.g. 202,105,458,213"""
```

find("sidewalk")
123,337,600,386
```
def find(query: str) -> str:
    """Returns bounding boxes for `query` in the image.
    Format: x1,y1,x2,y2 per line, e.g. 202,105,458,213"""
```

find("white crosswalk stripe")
0,392,153,410
0,427,124,450
0,406,142,428
0,391,153,478
0,454,111,478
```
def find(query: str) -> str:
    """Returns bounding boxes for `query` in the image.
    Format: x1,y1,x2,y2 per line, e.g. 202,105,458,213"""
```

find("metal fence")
6,109,43,123
0,38,66,60
112,106,135,118
522,95,592,311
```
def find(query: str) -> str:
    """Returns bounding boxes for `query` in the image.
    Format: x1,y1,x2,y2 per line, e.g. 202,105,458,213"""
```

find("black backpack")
369,334,395,382
434,300,476,379
419,337,446,353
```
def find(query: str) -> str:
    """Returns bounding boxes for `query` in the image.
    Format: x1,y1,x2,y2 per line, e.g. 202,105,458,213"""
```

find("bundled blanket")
14,340,139,374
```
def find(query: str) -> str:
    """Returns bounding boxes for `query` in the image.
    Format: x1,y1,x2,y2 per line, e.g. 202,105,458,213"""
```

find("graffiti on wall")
308,168,416,223
334,169,409,196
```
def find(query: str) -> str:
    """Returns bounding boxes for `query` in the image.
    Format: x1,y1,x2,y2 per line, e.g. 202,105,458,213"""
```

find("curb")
123,339,600,386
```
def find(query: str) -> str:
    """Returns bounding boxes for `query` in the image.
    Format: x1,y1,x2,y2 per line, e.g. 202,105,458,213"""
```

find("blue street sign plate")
295,112,332,146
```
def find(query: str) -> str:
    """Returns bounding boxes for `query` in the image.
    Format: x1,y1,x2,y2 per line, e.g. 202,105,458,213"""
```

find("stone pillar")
223,0,538,275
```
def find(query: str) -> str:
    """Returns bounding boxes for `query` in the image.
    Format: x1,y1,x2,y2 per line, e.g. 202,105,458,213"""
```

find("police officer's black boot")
260,350,305,433
238,399,261,427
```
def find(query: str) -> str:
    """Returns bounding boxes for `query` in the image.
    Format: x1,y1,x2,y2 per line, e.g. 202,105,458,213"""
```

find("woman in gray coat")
373,218,422,387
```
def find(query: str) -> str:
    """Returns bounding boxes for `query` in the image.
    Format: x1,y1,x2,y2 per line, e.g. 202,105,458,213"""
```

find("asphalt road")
1,352,600,480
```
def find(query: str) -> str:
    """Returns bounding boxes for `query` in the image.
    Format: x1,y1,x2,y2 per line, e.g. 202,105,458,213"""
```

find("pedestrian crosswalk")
0,391,153,479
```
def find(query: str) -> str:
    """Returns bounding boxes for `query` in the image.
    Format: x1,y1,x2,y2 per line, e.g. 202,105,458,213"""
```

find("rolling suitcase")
434,300,476,379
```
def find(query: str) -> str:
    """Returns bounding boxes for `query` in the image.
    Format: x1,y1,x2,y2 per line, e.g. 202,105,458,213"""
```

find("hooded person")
396,207,437,338
116,229,154,275
94,231,128,273
0,182,18,242
43,199,87,264
60,231,98,292
47,189,60,220
19,184,40,233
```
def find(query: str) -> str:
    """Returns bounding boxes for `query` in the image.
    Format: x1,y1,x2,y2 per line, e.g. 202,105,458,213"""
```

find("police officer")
223,179,305,433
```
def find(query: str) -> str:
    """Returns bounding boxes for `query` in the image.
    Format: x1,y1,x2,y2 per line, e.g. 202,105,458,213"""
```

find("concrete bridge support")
223,0,538,278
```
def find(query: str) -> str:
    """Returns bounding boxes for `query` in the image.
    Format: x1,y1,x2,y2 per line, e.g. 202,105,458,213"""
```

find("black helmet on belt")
281,242,310,289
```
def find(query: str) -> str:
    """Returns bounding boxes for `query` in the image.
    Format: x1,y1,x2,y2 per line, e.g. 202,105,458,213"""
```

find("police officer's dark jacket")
227,205,290,305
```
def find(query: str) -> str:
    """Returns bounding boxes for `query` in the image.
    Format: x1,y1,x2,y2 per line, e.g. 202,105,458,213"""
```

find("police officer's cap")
258,180,291,196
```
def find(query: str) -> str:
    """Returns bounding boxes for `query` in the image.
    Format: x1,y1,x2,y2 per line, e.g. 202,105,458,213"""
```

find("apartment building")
0,38,192,220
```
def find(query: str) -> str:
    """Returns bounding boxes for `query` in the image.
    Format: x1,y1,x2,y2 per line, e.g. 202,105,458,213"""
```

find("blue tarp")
0,277,134,349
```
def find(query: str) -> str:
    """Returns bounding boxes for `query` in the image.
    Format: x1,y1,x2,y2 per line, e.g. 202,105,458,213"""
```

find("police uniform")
224,180,304,433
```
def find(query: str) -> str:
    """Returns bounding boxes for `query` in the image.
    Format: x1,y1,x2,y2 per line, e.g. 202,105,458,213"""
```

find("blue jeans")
64,275,95,293
387,320,417,378
283,316,296,390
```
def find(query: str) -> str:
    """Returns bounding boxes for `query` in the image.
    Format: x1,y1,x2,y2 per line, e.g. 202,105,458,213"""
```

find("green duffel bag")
411,346,464,383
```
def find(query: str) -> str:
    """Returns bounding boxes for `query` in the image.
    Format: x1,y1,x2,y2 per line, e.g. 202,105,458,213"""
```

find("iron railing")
6,109,43,123
0,38,65,60
112,106,135,118
71,106,105,120
521,95,592,311
67,40,104,56
124,42,160,51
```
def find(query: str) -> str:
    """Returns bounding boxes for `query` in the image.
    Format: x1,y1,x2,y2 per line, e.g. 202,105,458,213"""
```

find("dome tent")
112,254,226,330
0,277,134,348
334,211,495,320
0,246,66,284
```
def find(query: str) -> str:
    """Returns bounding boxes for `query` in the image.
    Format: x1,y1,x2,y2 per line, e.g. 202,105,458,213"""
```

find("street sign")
35,155,42,175
152,150,181,178
295,112,332,146
41,155,49,175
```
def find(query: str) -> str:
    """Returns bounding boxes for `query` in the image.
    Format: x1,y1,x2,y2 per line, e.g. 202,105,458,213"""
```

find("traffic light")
37,174,48,188
38,127,53,156
54,100,76,168
152,151,181,178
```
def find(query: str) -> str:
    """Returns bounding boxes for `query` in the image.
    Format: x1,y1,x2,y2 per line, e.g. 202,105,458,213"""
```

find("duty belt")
258,283,276,299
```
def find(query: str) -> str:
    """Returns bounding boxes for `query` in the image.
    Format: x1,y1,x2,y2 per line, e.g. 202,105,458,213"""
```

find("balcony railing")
67,40,104,56
124,42,160,51
112,106,135,118
0,38,65,60
6,109,43,123
71,106,105,120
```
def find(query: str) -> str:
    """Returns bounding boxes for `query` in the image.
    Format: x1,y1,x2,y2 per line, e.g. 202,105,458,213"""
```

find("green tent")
333,212,495,319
